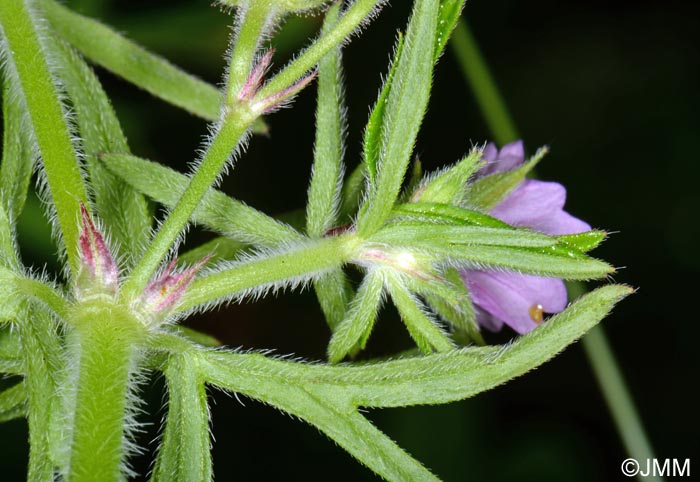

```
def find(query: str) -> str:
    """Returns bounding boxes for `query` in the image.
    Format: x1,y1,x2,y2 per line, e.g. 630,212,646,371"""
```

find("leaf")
0,266,22,323
177,237,247,267
411,268,484,344
203,359,439,482
0,205,20,273
392,201,511,228
357,0,440,235
442,244,614,280
101,153,301,247
385,272,454,354
362,34,405,185
370,223,556,249
306,3,346,237
179,236,349,313
152,354,212,482
327,270,384,363
411,149,481,204
338,163,366,221
41,0,219,121
1,77,37,223
199,285,630,479
558,230,607,253
0,327,23,375
465,146,547,210
19,306,63,480
314,267,353,331
0,0,89,274
434,0,467,60
47,38,152,265
0,382,27,423
202,284,632,408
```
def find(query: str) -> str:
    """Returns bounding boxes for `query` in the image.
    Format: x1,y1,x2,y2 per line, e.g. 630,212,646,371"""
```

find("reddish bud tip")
78,203,118,291
141,256,211,315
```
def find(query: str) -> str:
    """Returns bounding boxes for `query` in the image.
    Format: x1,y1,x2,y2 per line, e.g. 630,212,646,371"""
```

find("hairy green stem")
68,301,144,482
451,16,657,468
123,116,252,296
179,234,359,312
583,327,662,482
0,0,88,274
257,0,384,100
225,2,277,103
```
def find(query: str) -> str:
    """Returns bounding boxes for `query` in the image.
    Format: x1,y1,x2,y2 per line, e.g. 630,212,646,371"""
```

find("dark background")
1,0,698,480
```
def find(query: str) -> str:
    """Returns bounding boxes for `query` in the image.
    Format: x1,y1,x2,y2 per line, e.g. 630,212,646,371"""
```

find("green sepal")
558,230,608,253
411,149,481,204
415,268,484,345
369,223,555,249
392,201,511,228
464,146,547,210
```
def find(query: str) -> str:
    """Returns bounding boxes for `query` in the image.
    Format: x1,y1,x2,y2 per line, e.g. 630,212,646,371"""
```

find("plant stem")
225,2,277,104
68,300,144,482
257,0,384,100
0,0,88,275
583,326,662,482
122,115,252,297
179,234,358,312
450,20,519,145
122,2,279,296
450,16,658,469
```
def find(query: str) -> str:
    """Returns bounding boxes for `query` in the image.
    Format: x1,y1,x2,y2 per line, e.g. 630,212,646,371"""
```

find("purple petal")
482,143,498,164
478,140,525,177
473,305,503,332
490,179,590,235
493,140,525,173
461,270,568,334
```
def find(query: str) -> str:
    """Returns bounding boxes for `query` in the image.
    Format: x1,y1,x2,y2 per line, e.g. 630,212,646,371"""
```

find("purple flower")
459,141,591,334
